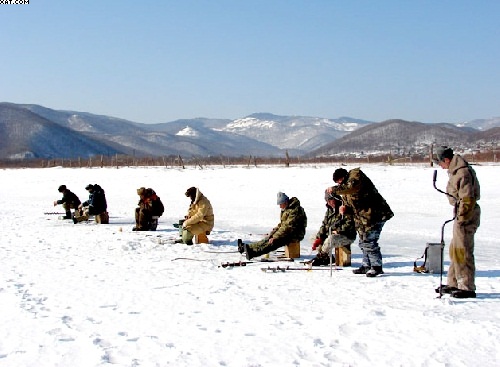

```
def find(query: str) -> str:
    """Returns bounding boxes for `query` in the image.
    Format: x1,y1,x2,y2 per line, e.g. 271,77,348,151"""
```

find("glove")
458,197,476,222
450,243,466,265
312,238,322,251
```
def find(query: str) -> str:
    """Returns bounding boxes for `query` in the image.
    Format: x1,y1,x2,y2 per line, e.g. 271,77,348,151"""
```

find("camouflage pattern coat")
269,197,307,242
332,168,393,233
316,204,356,242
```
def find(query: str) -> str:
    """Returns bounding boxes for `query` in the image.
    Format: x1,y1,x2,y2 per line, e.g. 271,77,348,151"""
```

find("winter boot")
352,265,370,274
366,266,384,277
244,243,255,260
73,211,89,224
237,239,245,254
450,289,476,298
62,211,72,220
150,218,158,231
310,254,332,266
435,285,458,294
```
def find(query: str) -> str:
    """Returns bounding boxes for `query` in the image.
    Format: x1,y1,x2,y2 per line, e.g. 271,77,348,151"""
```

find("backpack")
413,243,443,274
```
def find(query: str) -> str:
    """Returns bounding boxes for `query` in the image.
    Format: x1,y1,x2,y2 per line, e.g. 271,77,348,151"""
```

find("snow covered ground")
1,163,499,367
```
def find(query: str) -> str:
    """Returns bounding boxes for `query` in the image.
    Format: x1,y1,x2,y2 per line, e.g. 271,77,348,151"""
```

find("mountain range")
0,102,499,160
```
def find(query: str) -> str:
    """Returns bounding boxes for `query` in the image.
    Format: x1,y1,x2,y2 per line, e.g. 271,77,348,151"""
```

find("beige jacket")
183,188,214,235
446,154,480,222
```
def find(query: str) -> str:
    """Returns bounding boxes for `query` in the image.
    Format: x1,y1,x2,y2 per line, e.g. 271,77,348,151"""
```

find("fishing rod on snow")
432,170,457,299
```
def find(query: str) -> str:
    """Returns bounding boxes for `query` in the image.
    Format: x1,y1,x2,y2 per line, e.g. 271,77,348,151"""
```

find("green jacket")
270,197,307,242
316,204,356,242
332,168,393,232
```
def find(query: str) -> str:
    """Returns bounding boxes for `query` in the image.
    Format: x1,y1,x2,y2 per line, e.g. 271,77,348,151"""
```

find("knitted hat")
85,184,94,191
276,192,289,205
58,185,66,192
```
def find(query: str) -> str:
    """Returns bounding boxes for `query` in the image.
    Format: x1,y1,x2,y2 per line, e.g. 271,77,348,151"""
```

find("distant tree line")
0,148,498,169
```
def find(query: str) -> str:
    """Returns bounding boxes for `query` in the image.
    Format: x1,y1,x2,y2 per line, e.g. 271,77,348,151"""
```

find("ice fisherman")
180,187,214,245
238,192,307,260
73,184,109,224
133,187,164,231
329,168,394,277
434,146,480,298
53,185,81,220
310,190,356,266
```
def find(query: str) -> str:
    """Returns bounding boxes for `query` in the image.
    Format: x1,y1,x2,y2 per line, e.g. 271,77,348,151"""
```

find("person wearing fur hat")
310,190,356,266
133,187,155,231
181,187,214,245
433,146,481,298
53,185,81,219
238,192,307,260
329,167,393,277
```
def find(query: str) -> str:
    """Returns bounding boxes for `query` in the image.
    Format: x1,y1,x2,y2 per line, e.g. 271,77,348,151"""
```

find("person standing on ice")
53,184,81,220
181,187,214,245
310,190,356,266
328,168,393,277
434,146,480,299
238,192,307,260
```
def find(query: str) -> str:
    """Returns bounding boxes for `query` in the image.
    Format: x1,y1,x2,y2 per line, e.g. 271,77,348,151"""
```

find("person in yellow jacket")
181,187,214,245
434,146,481,298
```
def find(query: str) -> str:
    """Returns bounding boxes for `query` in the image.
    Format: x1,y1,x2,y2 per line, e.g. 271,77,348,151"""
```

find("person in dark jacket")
53,185,81,219
238,192,307,260
146,188,164,231
74,184,109,224
329,168,394,277
133,187,164,231
310,191,356,266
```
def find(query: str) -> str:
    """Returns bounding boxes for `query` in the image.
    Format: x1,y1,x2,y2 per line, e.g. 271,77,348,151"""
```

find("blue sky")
1,1,499,124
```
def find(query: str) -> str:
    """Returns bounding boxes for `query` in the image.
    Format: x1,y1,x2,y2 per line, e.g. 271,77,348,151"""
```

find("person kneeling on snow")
53,185,81,220
238,192,307,260
180,187,214,245
310,191,356,266
74,184,109,224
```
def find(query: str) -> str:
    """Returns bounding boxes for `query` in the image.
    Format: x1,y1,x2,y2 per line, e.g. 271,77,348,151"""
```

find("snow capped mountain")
176,126,199,137
1,102,498,160
456,117,500,131
216,113,371,152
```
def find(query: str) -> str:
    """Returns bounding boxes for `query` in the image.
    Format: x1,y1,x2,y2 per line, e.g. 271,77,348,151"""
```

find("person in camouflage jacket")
434,146,480,299
310,191,356,266
240,192,307,260
330,167,394,277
